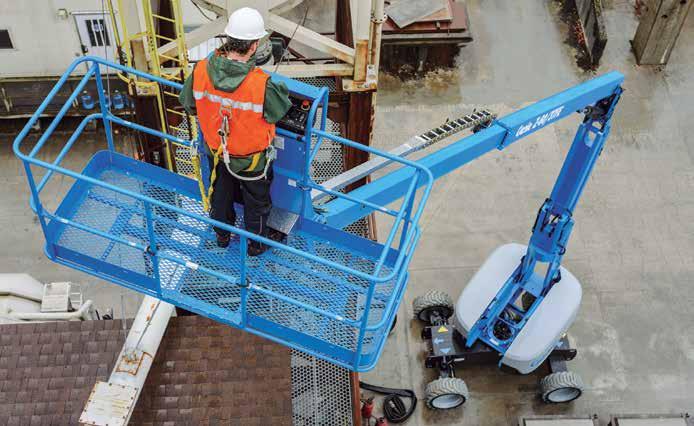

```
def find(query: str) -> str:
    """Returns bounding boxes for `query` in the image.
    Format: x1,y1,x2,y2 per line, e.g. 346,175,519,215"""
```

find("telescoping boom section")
14,57,623,371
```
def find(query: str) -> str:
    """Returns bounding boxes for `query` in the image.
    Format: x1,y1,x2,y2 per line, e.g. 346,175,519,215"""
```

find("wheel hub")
431,393,465,409
546,387,581,403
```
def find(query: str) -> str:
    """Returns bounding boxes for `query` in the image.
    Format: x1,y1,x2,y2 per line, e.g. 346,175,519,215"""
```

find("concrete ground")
1,0,693,425
363,0,694,425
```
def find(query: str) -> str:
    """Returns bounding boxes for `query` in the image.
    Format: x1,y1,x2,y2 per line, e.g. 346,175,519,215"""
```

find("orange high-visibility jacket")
192,59,275,157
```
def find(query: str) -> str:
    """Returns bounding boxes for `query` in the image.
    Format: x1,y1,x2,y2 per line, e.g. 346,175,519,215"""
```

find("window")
85,19,110,47
0,29,13,49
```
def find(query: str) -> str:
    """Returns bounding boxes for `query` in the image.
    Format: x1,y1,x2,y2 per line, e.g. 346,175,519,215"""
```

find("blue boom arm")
325,71,624,355
322,71,624,228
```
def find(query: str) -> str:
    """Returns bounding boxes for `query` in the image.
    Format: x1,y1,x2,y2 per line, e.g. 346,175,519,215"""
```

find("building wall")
0,0,211,78
0,1,93,77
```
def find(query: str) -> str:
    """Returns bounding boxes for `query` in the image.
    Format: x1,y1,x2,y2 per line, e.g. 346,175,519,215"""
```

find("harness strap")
217,113,275,182
191,143,209,212
207,142,225,205
206,107,275,211
245,151,262,172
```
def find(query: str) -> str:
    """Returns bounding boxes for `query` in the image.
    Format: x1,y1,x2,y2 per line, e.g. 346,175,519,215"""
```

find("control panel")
277,96,312,135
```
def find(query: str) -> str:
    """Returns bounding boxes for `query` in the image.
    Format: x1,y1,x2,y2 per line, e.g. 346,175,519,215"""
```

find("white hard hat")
224,7,268,40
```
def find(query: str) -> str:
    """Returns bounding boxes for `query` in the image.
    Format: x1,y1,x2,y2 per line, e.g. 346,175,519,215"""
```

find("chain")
416,109,496,149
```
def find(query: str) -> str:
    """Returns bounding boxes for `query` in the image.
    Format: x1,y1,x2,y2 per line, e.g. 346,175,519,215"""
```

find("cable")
100,0,115,167
273,3,310,73
192,1,215,21
359,382,417,424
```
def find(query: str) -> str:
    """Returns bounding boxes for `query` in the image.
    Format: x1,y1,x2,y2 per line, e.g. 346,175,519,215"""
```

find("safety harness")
206,111,276,207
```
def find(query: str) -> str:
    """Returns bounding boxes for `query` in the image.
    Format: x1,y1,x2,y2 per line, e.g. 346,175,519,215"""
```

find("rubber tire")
424,377,469,410
412,290,454,323
540,371,584,403
388,314,397,336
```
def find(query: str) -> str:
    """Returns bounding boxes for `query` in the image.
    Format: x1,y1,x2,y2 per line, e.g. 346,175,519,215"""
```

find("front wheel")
540,371,584,403
424,378,469,410
412,290,454,324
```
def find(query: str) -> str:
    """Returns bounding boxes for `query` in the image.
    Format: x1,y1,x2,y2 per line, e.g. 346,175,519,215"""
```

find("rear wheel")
540,371,584,403
424,377,469,410
388,314,398,335
412,290,454,324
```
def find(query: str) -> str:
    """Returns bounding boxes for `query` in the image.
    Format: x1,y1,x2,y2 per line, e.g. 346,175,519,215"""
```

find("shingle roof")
0,316,292,425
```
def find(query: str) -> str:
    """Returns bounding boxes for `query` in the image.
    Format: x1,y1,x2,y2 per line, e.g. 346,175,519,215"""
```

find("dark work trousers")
207,150,273,246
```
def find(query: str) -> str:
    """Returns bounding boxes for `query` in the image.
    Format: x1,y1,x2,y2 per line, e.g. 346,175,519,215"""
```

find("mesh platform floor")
53,152,399,368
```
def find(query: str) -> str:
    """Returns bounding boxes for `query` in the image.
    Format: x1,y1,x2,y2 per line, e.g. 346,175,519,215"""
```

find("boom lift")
412,88,622,407
13,57,623,380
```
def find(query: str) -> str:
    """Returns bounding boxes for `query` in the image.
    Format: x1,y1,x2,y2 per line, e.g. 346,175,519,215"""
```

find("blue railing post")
239,235,249,326
22,162,55,259
299,87,330,218
143,202,162,296
397,172,418,252
93,63,116,152
308,89,330,163
353,173,419,364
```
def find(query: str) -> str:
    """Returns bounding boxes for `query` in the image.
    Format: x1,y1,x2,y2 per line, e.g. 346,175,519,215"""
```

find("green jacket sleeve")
179,73,197,115
263,79,292,124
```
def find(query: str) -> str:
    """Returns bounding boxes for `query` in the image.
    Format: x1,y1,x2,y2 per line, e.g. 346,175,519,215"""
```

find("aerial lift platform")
14,57,623,378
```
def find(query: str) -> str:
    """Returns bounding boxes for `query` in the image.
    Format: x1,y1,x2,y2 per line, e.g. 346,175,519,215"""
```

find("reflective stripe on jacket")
192,59,275,156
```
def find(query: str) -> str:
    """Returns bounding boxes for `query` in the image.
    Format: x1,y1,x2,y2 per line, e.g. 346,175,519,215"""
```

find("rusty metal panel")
79,382,138,426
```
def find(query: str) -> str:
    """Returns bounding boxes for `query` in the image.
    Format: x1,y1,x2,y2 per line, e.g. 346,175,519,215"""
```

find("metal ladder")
107,0,198,177
141,0,198,177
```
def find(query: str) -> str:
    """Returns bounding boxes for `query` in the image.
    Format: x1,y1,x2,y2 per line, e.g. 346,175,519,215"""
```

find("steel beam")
262,62,353,77
267,13,356,64
191,0,225,16
157,16,226,59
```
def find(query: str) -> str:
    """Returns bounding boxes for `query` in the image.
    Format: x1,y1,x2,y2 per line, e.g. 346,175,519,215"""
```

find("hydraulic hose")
359,382,417,424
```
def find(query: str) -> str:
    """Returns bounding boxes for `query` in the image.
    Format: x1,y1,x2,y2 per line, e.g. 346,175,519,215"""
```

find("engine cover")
453,243,582,374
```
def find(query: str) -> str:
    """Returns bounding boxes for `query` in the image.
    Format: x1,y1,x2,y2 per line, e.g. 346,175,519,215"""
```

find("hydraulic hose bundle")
359,381,417,424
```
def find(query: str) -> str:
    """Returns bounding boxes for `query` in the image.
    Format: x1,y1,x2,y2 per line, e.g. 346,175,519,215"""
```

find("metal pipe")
306,181,400,217
353,174,417,363
354,0,371,42
352,0,371,81
94,66,116,152
28,67,95,159
103,297,174,424
36,113,102,194
368,0,385,70
143,203,161,295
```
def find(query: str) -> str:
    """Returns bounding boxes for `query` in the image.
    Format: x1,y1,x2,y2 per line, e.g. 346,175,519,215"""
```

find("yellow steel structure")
107,0,208,209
